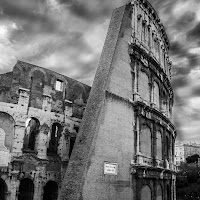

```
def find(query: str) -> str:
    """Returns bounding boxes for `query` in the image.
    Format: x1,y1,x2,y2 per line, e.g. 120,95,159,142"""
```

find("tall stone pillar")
12,125,26,157
33,169,44,200
60,4,134,200
9,174,19,200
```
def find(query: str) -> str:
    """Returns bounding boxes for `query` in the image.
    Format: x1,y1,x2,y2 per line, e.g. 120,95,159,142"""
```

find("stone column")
169,134,173,170
131,0,137,38
33,170,44,200
64,100,73,117
36,124,49,159
172,175,176,200
12,125,26,157
42,94,52,112
136,117,140,155
133,62,140,101
9,174,19,200
134,1,138,40
150,82,155,107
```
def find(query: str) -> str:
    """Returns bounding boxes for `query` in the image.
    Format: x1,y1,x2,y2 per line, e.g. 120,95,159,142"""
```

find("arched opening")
156,131,162,160
167,185,170,200
165,135,170,161
161,91,168,115
140,125,151,157
18,178,34,200
141,185,151,200
138,71,150,103
47,123,62,155
0,178,7,200
0,112,15,151
156,185,163,200
43,181,58,200
153,82,160,109
23,118,40,151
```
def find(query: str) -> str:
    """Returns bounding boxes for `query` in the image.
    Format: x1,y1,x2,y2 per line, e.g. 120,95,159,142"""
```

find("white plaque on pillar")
104,162,118,175
0,128,9,166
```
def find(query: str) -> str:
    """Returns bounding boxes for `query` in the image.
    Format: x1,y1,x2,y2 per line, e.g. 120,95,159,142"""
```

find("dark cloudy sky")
0,0,200,142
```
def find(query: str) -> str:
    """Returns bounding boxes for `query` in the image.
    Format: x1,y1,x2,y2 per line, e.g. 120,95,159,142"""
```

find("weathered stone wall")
0,61,90,118
0,61,91,200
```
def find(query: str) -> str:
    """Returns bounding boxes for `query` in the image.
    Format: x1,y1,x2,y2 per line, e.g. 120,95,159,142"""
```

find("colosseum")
0,0,176,200
60,0,176,200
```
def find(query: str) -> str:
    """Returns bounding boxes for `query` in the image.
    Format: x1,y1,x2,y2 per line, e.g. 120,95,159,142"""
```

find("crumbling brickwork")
0,61,90,200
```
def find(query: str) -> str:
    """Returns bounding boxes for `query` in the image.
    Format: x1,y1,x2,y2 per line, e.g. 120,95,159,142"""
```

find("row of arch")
141,184,170,200
23,117,76,157
138,70,171,116
23,118,63,155
0,179,171,200
140,124,174,162
0,178,58,200
0,112,76,158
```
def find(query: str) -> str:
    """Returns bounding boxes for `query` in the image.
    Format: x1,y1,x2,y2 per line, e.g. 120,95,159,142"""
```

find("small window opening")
69,137,76,158
47,123,62,155
23,118,40,151
55,80,63,91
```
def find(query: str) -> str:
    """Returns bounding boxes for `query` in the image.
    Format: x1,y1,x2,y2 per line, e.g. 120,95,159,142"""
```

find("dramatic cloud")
1,0,200,142
187,22,200,41
0,0,126,84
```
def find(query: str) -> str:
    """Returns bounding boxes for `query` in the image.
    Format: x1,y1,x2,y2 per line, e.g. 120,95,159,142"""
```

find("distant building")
175,142,200,166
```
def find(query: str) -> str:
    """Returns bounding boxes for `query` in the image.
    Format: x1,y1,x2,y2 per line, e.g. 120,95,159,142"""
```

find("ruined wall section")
12,61,90,117
0,61,91,200
0,61,90,118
